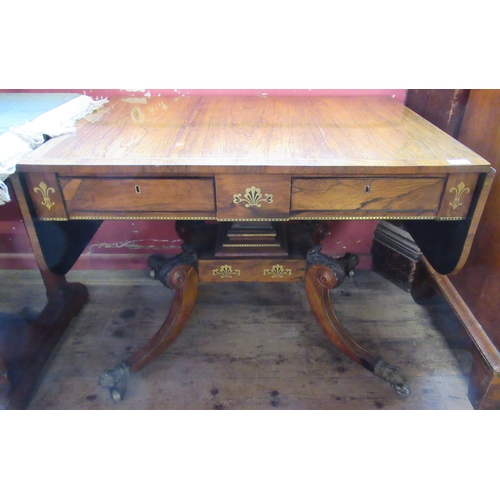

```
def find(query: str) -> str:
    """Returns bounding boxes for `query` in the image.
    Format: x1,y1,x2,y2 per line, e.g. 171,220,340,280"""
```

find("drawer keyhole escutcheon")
135,185,141,194
365,184,371,193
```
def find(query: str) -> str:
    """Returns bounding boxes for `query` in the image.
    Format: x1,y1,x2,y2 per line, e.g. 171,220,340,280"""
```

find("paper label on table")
447,159,472,165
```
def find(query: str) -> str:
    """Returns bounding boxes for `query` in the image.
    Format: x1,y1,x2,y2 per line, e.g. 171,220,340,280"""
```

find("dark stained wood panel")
405,90,470,139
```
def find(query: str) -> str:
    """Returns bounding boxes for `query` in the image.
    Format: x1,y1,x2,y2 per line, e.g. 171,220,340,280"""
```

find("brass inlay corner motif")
449,181,470,210
263,264,292,278
212,264,241,279
33,181,55,210
233,186,273,208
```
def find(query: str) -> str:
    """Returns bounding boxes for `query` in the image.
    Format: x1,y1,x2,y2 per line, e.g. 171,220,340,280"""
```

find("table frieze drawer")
291,177,445,216
60,177,216,215
216,174,291,220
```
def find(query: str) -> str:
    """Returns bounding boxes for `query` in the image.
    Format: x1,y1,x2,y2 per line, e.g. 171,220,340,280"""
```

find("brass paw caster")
98,362,130,402
393,383,410,398
374,359,410,398
110,388,123,403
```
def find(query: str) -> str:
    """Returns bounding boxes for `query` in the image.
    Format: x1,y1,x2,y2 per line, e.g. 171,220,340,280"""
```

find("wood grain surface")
17,96,490,173
291,177,445,212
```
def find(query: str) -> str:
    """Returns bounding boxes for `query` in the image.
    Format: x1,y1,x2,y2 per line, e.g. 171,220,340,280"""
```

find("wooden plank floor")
0,269,473,410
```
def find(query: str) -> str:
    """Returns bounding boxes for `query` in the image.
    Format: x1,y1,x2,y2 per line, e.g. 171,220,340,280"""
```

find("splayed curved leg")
99,246,199,402
305,246,409,397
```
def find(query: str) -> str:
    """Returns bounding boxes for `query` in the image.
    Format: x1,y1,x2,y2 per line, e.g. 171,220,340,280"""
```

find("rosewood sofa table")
8,95,494,408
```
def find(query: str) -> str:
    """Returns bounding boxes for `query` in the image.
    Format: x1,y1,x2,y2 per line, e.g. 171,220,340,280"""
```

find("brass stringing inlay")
449,181,470,210
289,216,439,221
233,186,273,207
53,216,465,222
223,243,280,247
232,234,277,237
69,216,217,221
33,181,55,210
212,264,241,278
263,265,292,278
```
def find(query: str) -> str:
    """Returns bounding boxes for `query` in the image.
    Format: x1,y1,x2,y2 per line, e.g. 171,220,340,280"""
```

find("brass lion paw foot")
98,362,130,402
374,359,410,397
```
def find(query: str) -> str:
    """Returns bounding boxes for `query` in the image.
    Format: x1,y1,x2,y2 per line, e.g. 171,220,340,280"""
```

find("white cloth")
0,95,107,204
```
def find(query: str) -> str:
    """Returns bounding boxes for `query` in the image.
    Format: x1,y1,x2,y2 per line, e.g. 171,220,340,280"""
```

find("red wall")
0,89,406,271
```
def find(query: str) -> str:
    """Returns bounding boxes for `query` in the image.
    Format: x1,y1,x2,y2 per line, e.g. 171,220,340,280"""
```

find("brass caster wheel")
393,384,410,398
374,359,409,398
110,388,122,403
99,362,129,402
148,254,165,281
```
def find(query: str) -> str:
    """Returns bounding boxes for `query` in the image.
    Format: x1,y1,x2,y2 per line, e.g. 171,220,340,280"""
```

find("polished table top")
18,95,490,173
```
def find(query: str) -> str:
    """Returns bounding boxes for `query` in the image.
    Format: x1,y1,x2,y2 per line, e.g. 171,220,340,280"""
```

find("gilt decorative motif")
33,181,55,210
263,264,292,278
212,264,241,278
233,186,273,208
449,181,470,210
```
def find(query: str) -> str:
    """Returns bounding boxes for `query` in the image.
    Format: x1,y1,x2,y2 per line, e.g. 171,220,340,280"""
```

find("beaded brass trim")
218,216,444,221
41,215,465,222
66,216,217,220
217,218,289,222
231,234,277,237
289,215,439,220
222,243,281,247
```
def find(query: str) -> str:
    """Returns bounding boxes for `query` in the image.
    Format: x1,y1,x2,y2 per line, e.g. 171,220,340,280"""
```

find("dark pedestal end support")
3,281,89,410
